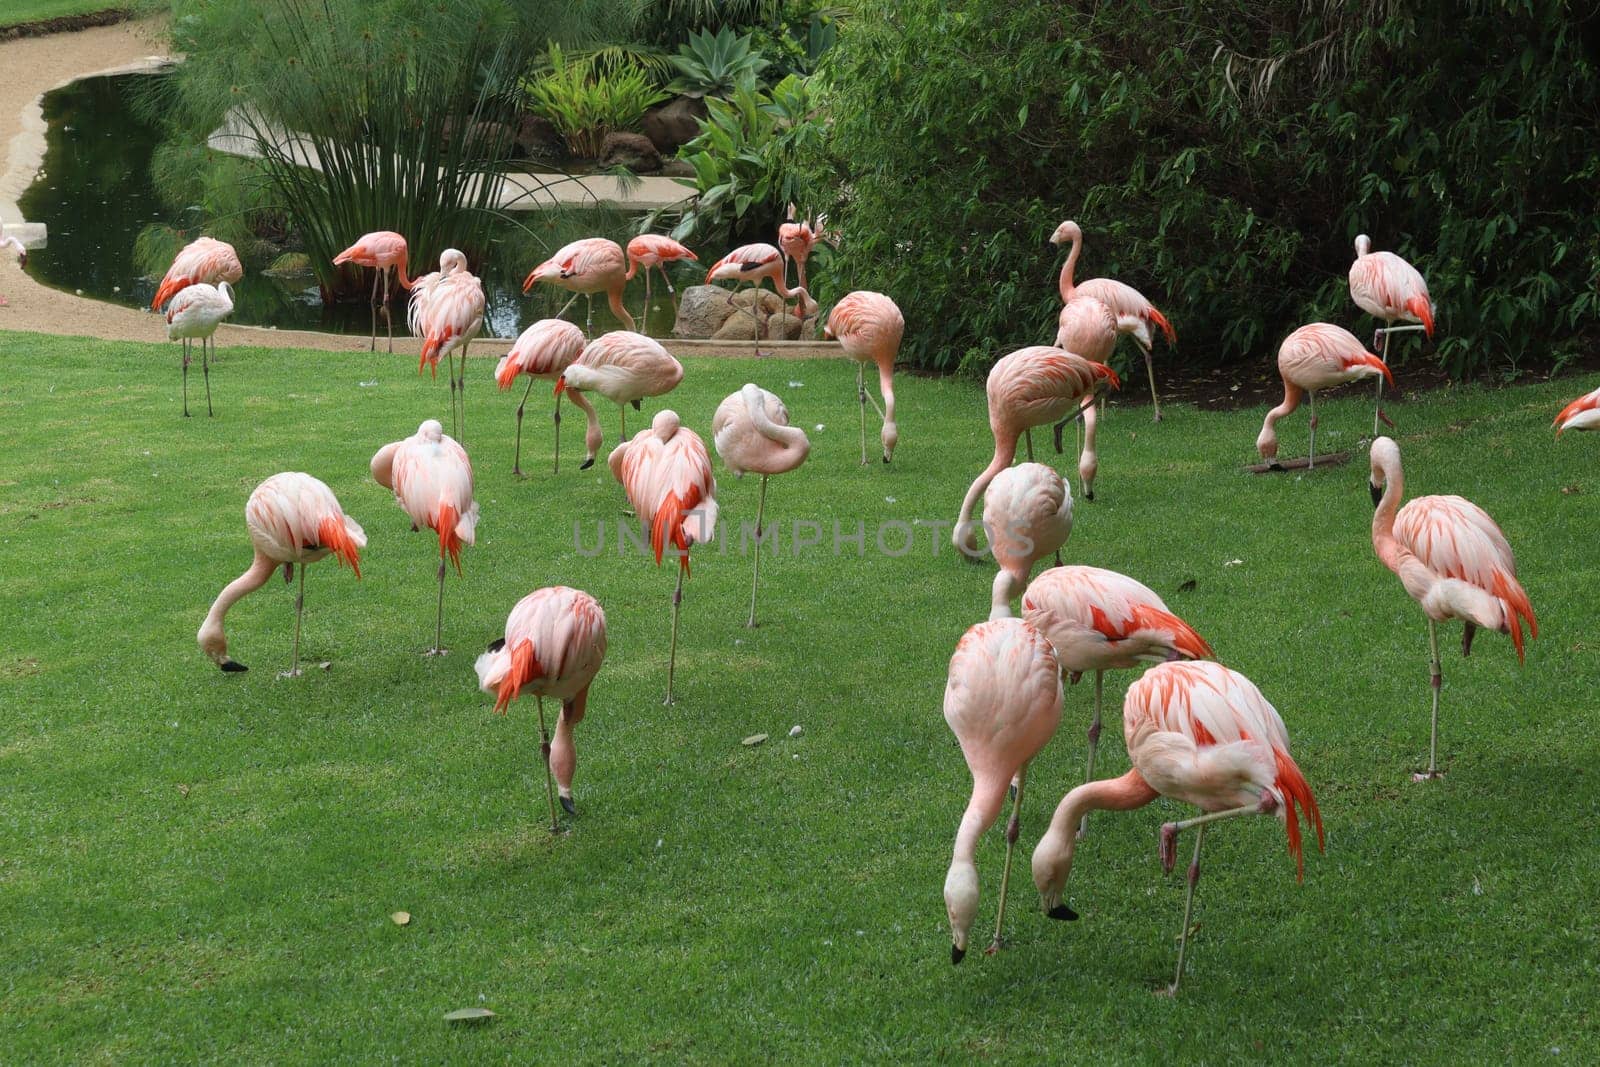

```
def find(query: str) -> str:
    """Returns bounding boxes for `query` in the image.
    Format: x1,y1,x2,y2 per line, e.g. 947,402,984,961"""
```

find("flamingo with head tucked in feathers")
1554,386,1600,435
151,236,242,311
197,472,365,677
475,586,607,832
495,318,587,476
1022,565,1212,836
557,331,683,470
706,243,814,358
953,346,1119,555
409,249,484,444
523,237,634,333
333,230,413,352
943,616,1063,963
165,280,234,418
625,234,696,333
713,384,810,627
1050,220,1175,421
609,410,718,705
1368,436,1536,781
1256,323,1393,470
1350,234,1435,434
823,290,904,465
1031,660,1323,995
371,419,479,656
982,462,1073,619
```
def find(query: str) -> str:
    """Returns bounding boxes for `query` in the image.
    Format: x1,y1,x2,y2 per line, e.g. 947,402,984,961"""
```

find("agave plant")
667,27,770,98
524,45,668,159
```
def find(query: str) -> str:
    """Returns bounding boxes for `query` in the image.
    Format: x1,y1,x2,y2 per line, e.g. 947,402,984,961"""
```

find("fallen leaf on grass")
1561,484,1581,495
742,733,768,747
391,911,411,926
1176,579,1197,593
176,783,190,798
443,1007,495,1024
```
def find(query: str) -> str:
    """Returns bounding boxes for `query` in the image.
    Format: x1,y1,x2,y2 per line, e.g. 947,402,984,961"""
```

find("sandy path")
0,18,840,359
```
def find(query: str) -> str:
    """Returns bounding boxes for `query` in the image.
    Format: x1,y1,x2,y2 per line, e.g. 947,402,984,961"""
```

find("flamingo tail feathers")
495,354,519,391
1089,361,1122,391
651,490,698,576
437,502,464,575
1406,295,1435,338
553,376,567,397
1492,570,1537,661
316,516,363,578
1146,305,1176,345
1554,392,1599,434
494,639,543,714
151,276,190,310
1273,747,1325,882
1130,604,1213,660
1352,352,1396,387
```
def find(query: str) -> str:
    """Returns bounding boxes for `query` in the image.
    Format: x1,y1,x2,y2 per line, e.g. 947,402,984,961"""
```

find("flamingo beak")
951,944,965,965
1046,903,1078,921
1369,482,1383,509
559,796,576,815
486,637,506,653
219,659,247,673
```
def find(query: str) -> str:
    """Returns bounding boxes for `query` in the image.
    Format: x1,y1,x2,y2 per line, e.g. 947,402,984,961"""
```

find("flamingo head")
1354,233,1372,258
197,620,246,673
943,859,979,964
1031,823,1080,922
706,259,744,284
1369,435,1400,508
880,417,898,464
440,249,468,275
417,418,444,443
1049,219,1081,247
651,409,681,442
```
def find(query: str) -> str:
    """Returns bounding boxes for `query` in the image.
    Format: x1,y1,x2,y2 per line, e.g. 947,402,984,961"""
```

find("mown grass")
0,2,129,30
1,330,1597,1062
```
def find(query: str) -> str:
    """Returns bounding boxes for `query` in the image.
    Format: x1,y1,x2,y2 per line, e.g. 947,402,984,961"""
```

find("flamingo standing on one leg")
370,419,479,656
165,281,235,418
151,236,243,311
1553,386,1600,435
197,472,365,677
609,410,719,705
705,243,813,358
1256,323,1394,470
1021,565,1212,836
943,617,1063,962
625,234,697,333
556,331,683,470
495,319,587,476
982,462,1073,618
1031,660,1324,994
953,347,1120,555
778,207,825,315
1051,220,1176,421
475,586,607,831
1368,436,1537,781
333,230,413,353
1350,234,1435,434
712,384,810,627
410,249,484,444
523,237,634,334
822,291,904,465
1054,295,1118,501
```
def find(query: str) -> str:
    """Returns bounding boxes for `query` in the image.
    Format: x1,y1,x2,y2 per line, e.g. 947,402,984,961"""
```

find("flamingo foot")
277,668,304,680
422,647,449,658
983,938,1002,956
1159,822,1179,873
1378,409,1396,429
1411,769,1445,783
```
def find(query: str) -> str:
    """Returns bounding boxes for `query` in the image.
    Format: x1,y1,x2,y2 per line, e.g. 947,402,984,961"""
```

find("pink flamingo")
1050,219,1176,421
495,318,587,476
1022,565,1213,836
778,206,826,313
165,280,234,418
370,419,479,655
1369,436,1537,781
1553,386,1600,435
556,331,684,470
333,231,413,353
953,347,1120,555
1031,660,1324,994
475,586,607,831
151,236,242,311
943,617,1063,962
522,237,634,333
1256,323,1394,470
1054,295,1118,500
822,291,904,465
1,229,26,305
409,249,484,444
1350,234,1435,434
712,384,811,627
982,462,1073,618
609,410,719,705
625,234,697,332
197,472,366,677
705,243,814,358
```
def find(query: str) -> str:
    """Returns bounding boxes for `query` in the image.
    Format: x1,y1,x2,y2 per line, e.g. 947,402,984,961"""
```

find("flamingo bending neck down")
556,331,684,471
333,230,413,353
983,462,1073,619
625,235,697,334
1256,323,1393,470
524,237,635,333
713,384,810,627
1054,295,1118,500
495,318,587,476
706,243,814,358
823,291,903,465
1368,436,1536,781
778,207,826,314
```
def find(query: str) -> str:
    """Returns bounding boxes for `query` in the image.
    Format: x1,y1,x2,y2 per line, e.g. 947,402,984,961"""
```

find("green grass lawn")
0,1,128,30
2,330,1597,1061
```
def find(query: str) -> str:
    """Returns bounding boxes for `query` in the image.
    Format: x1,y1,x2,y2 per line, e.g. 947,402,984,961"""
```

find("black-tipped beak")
18,251,26,270
882,454,890,465
1369,482,1383,509
220,660,248,673
1047,903,1079,921
560,796,576,815
486,637,505,653
631,399,642,411
579,457,595,471
951,944,965,965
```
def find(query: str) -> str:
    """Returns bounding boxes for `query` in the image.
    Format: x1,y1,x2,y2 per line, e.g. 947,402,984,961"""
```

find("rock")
600,132,661,173
789,724,803,738
673,284,742,338
730,288,785,316
767,312,805,340
441,116,519,160
265,252,314,278
712,312,764,341
660,158,696,179
513,114,565,163
643,96,708,156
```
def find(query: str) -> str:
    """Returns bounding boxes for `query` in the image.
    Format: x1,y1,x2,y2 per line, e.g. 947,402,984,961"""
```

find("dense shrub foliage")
811,1,1600,376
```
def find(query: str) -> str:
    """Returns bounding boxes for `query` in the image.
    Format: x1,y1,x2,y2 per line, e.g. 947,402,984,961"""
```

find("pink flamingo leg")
1413,620,1445,782
985,763,1029,955
535,696,561,832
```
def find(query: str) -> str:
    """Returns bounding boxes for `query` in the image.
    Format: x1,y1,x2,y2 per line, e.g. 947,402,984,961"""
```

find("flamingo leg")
446,351,459,437
746,475,767,628
202,337,214,417
513,376,536,478
181,338,191,418
660,264,676,294
986,763,1029,955
1025,429,1035,463
1308,391,1317,470
369,268,380,353
457,343,468,448
536,696,561,832
664,565,684,706
1143,343,1162,422
585,293,594,335
1374,328,1390,436
641,269,652,336
281,564,306,679
553,392,563,475
425,559,447,656
1167,824,1204,995
1077,671,1104,839
857,361,868,466
1414,620,1444,782
555,291,581,324
382,267,394,354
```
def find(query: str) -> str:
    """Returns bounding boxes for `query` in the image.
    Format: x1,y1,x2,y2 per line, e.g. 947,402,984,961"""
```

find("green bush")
667,27,770,98
810,1,1600,377
525,44,669,159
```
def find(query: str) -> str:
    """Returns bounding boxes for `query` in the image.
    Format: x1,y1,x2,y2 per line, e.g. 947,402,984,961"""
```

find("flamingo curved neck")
1371,453,1405,567
1057,230,1081,303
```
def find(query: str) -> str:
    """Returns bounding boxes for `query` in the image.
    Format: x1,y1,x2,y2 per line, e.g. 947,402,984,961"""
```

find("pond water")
18,74,684,338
